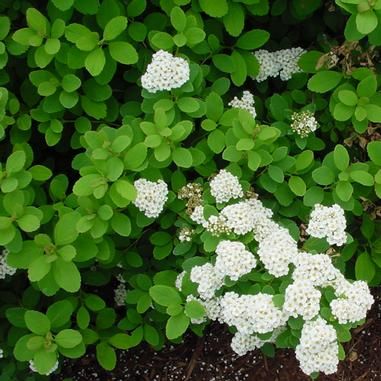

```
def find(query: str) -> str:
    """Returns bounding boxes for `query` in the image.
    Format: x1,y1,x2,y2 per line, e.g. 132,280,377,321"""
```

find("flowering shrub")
0,0,380,380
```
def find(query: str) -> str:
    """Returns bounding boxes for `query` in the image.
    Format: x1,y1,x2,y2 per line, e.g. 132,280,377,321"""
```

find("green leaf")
365,104,381,123
199,0,228,17
367,141,381,165
355,252,375,282
356,10,378,34
338,90,358,107
223,3,245,37
185,300,205,319
6,150,26,174
54,212,80,245
144,324,159,346
29,165,53,181
96,342,116,371
357,75,377,98
52,0,74,11
109,41,138,65
335,181,353,202
312,166,336,186
172,147,193,168
149,285,182,307
350,170,374,186
17,214,40,232
25,311,50,335
170,7,187,32
103,16,128,41
85,47,105,77
307,71,342,93
184,27,205,45
177,97,199,113
111,213,131,236
288,176,306,196
56,329,82,348
61,74,81,93
333,103,354,121
28,256,51,282
207,129,225,153
53,258,81,293
166,312,190,339
47,300,73,329
14,335,34,361
333,144,350,171
0,16,11,40
26,8,48,37
125,143,147,169
236,29,270,50
33,350,57,375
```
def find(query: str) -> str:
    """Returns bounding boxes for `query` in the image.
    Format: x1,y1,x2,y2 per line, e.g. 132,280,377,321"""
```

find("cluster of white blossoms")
0,348,3,358
210,169,244,204
295,318,339,375
292,252,342,287
133,178,168,218
254,47,305,82
175,169,374,376
114,274,127,307
29,360,59,375
306,204,347,246
219,292,287,335
330,280,374,324
257,227,298,277
215,241,257,281
190,263,224,300
228,91,257,119
178,226,193,242
290,110,319,138
0,249,16,279
283,280,321,320
231,332,264,356
141,50,190,93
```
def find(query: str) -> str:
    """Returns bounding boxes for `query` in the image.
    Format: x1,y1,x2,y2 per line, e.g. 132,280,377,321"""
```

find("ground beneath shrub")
54,290,381,381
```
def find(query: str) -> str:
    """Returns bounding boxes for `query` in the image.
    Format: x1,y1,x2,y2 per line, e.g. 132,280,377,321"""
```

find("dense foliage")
0,0,380,379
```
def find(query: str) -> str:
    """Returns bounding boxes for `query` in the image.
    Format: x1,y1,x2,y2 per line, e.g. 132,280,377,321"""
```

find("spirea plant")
0,0,380,380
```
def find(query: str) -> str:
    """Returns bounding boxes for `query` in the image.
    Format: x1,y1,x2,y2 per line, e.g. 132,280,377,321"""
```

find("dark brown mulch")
54,291,381,381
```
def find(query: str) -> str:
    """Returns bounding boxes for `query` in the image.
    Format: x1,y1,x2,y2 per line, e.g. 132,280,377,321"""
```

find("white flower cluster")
190,205,207,226
295,318,339,375
228,91,257,119
141,50,190,93
133,178,168,218
175,271,185,291
215,240,256,281
330,280,374,324
231,332,263,356
0,249,16,279
177,170,373,376
114,274,127,307
283,280,321,320
190,263,224,300
178,226,193,242
254,47,305,82
0,348,3,358
219,292,286,335
306,204,347,246
257,227,298,277
210,169,244,204
292,252,342,287
291,110,318,138
29,359,59,375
